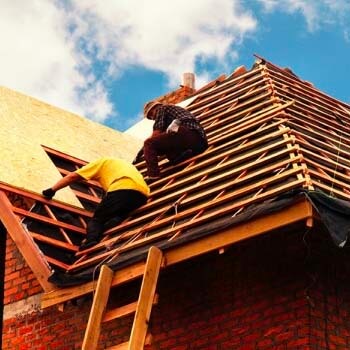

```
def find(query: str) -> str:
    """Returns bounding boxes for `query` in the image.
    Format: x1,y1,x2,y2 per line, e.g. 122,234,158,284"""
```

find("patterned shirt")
153,104,207,143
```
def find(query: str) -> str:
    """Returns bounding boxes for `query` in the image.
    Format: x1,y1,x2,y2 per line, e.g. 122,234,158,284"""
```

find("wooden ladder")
82,246,163,350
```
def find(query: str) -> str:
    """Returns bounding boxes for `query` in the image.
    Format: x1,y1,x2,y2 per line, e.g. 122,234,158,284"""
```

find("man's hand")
166,119,180,133
42,188,56,199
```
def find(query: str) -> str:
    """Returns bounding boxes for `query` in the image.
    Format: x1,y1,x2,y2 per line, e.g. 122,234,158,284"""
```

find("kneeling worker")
139,101,208,179
42,157,149,250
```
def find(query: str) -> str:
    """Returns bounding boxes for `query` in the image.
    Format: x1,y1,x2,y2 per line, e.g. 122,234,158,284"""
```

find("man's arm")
51,172,82,191
42,172,82,199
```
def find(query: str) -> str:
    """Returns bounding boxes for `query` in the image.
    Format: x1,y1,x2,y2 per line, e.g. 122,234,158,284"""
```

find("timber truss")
1,55,350,348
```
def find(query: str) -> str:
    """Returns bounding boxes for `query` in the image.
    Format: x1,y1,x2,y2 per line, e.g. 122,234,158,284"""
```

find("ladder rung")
103,302,137,323
103,294,159,323
105,341,129,350
105,334,152,350
83,247,162,350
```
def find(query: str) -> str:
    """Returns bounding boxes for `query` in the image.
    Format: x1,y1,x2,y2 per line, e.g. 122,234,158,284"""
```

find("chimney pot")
182,73,195,90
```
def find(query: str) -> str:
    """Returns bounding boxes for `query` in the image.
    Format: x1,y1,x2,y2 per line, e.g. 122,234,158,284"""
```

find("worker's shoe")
145,175,161,183
79,238,99,251
169,149,193,165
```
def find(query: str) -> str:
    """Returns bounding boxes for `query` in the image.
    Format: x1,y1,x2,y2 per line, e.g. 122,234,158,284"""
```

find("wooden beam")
0,191,55,292
41,262,146,309
0,181,91,217
105,335,152,350
41,198,312,308
103,295,158,323
128,246,162,350
106,342,128,350
12,207,86,234
82,265,114,350
165,198,313,266
71,175,306,270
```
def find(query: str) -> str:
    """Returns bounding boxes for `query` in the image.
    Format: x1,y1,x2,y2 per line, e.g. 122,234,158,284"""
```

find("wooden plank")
150,127,292,198
45,256,71,270
189,67,264,111
165,199,313,266
82,265,114,350
12,207,86,234
206,96,277,139
195,84,270,124
41,261,146,309
290,124,350,154
200,89,274,128
30,232,78,251
103,295,158,323
71,176,306,271
42,145,88,166
41,198,312,308
146,142,297,209
288,101,349,136
301,148,350,172
92,128,293,241
74,130,291,241
44,204,73,244
103,302,138,323
0,181,92,217
289,106,350,138
306,158,350,182
106,342,128,350
311,180,350,200
106,334,152,350
0,191,56,292
187,69,264,113
296,138,350,167
269,69,350,117
128,246,162,350
189,75,268,116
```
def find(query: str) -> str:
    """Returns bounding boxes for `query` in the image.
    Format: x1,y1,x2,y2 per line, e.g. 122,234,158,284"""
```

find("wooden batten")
41,198,313,308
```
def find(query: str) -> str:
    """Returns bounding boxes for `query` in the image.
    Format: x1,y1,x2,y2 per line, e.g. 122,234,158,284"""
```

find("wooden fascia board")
0,191,56,292
41,197,313,309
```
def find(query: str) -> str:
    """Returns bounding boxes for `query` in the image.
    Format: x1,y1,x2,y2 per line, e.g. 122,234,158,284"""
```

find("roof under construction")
1,55,350,309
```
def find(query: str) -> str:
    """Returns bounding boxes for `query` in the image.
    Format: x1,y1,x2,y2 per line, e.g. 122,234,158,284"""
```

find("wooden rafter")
0,191,55,292
41,198,313,308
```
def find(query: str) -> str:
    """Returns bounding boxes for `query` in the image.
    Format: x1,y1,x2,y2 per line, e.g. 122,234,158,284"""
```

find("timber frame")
1,55,350,309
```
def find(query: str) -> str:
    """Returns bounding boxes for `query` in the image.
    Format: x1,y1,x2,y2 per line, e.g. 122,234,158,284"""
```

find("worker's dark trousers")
85,189,147,242
143,126,207,177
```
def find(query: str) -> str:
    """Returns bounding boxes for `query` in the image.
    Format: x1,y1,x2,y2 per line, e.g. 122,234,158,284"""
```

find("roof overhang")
40,196,313,308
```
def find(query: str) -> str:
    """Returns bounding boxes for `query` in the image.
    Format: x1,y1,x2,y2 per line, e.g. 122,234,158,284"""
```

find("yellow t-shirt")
75,157,150,196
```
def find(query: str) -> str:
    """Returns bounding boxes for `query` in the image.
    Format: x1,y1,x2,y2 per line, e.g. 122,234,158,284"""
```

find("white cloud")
0,0,112,122
0,0,257,124
258,0,350,32
68,0,257,87
2,0,348,128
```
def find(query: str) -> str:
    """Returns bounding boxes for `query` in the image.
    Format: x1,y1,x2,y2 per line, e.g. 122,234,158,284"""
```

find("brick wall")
3,227,350,349
4,236,43,306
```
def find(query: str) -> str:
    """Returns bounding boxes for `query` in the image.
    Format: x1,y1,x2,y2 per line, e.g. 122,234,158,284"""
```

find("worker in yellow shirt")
42,157,150,251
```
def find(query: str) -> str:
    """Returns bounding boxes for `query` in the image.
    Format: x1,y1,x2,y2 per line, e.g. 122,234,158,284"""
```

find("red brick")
4,227,350,350
287,338,309,348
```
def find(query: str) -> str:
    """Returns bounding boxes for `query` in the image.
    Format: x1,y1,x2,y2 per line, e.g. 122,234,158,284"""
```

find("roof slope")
0,86,142,204
1,56,350,296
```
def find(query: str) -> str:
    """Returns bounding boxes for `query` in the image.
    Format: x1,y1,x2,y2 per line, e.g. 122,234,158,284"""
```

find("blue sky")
1,0,349,132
